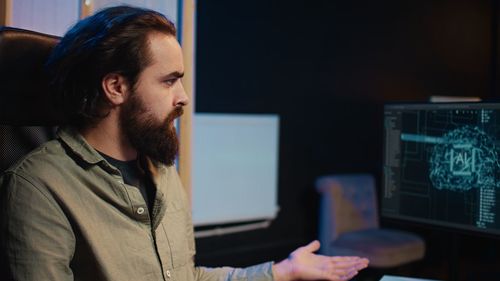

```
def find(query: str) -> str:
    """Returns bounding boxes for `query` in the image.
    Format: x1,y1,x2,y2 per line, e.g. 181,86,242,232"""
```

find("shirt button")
137,207,145,215
166,270,171,278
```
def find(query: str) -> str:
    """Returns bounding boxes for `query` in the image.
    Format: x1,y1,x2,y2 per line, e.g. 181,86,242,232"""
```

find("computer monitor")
382,102,500,236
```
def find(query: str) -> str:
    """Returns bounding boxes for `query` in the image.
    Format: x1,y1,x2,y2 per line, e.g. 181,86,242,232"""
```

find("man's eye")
164,78,178,86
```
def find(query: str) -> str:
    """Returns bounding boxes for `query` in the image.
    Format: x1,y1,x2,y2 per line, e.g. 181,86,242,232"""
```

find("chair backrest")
0,27,62,125
0,27,61,171
316,174,379,245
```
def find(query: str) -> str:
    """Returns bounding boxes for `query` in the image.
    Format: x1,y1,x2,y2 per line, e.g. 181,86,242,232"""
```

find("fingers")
330,256,365,262
328,262,360,275
357,258,369,269
302,240,321,252
326,267,359,281
339,268,359,281
330,256,369,269
324,257,369,281
285,245,369,281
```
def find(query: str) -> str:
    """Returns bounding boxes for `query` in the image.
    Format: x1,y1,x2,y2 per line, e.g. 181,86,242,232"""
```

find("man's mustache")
167,107,184,122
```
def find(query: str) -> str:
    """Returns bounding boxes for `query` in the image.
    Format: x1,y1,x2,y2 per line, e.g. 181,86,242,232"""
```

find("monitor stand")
449,233,460,281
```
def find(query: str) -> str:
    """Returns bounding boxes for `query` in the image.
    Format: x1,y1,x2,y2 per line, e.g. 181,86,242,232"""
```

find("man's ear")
101,73,129,106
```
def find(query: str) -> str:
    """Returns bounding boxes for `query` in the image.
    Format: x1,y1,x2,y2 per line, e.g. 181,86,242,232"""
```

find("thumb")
302,240,321,252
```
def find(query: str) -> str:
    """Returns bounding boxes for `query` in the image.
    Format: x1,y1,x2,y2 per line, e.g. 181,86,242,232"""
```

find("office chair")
316,174,425,268
0,27,61,171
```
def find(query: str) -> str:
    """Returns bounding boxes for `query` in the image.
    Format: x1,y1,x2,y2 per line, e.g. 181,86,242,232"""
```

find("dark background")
194,1,500,280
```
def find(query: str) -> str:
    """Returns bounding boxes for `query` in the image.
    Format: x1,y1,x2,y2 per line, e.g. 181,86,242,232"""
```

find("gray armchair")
316,174,425,268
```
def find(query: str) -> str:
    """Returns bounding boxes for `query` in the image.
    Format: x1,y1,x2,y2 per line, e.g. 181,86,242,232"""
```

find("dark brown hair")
46,5,176,128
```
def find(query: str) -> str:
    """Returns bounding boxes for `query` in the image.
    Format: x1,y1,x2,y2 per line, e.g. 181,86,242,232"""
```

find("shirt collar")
56,126,106,165
56,126,163,177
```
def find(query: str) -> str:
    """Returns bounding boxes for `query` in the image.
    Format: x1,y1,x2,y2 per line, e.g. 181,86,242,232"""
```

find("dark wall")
194,0,499,278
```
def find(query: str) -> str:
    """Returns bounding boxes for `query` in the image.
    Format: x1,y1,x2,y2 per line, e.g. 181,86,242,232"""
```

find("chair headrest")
0,27,64,126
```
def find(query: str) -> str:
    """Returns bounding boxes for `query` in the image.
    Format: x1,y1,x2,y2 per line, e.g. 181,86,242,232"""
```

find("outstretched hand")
272,240,369,281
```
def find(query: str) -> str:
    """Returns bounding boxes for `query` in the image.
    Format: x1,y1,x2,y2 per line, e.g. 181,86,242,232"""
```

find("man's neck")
79,115,137,161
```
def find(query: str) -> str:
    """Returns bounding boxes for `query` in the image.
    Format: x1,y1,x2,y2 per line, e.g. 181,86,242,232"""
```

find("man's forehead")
146,32,184,73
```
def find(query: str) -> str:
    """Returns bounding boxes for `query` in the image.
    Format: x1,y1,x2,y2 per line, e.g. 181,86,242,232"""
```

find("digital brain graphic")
429,126,500,191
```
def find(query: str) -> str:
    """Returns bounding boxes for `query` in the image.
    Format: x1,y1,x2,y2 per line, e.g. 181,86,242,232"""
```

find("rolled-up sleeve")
193,262,275,281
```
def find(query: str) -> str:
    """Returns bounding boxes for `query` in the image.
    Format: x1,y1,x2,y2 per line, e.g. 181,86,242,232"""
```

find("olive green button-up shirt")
0,127,275,281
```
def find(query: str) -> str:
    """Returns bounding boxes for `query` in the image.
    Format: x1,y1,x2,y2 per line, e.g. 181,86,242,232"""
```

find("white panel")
192,114,280,226
92,0,178,27
11,0,79,36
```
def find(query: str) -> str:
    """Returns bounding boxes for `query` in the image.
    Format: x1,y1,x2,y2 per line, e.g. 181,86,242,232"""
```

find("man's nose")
175,81,189,107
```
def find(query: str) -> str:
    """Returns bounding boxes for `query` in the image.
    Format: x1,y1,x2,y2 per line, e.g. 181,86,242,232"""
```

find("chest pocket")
160,206,193,268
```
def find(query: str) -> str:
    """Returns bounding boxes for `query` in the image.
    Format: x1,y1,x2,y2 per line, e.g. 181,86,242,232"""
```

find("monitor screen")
382,102,500,235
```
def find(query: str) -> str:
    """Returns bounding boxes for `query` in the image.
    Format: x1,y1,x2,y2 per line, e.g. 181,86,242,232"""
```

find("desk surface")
380,275,443,281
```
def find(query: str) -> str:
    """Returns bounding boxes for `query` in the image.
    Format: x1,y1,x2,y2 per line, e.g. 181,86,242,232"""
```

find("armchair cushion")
328,228,425,268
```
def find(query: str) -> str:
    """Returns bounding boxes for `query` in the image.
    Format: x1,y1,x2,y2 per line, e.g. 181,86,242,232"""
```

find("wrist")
272,258,294,281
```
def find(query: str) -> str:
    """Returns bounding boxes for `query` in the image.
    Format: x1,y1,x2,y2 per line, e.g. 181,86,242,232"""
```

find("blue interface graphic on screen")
382,103,500,235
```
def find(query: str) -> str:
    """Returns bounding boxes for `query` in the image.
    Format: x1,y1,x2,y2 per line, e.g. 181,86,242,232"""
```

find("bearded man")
0,5,368,281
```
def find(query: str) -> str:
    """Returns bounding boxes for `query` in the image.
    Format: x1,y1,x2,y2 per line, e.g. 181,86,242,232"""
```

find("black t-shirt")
99,152,155,214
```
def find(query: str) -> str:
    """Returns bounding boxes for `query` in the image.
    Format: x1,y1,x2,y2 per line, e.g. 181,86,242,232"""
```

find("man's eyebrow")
162,71,184,79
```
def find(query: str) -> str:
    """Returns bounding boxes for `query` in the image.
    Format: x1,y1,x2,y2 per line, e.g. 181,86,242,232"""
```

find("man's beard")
120,93,183,166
